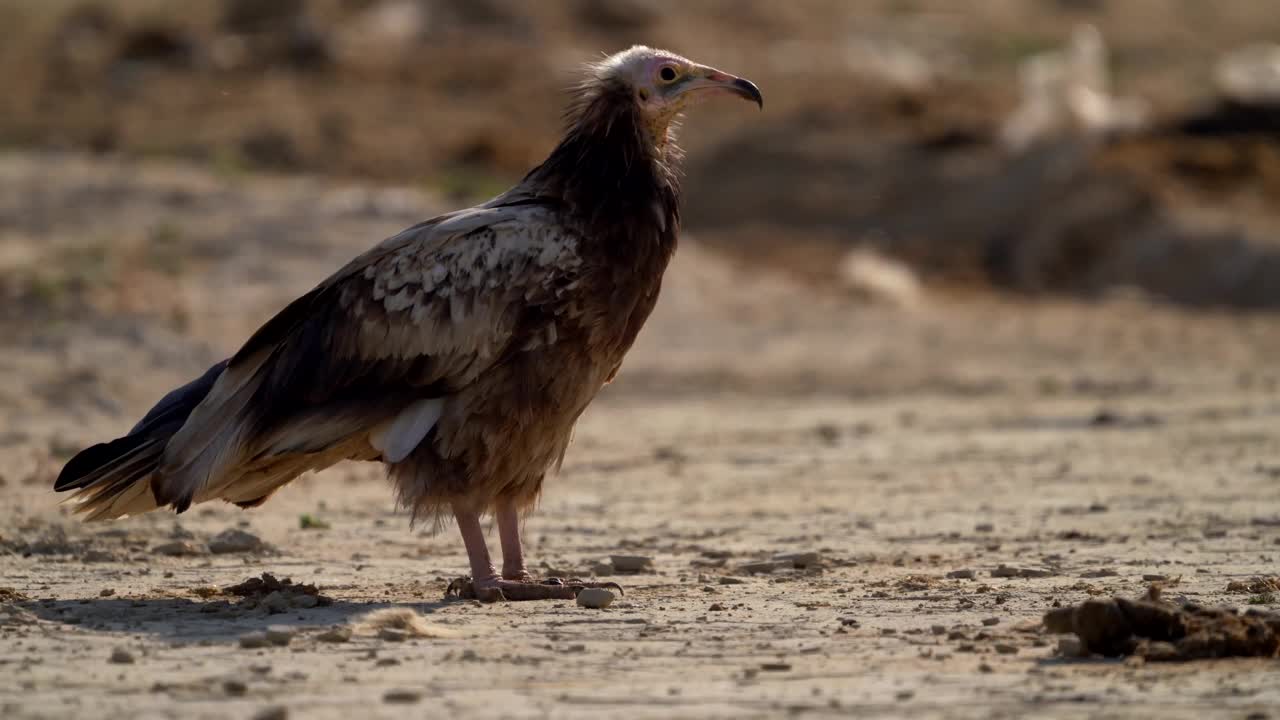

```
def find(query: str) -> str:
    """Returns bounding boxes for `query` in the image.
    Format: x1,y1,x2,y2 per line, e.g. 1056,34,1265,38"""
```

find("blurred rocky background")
4,0,1280,308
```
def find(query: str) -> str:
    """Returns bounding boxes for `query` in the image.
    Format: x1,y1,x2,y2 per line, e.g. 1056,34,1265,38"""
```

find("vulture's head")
589,46,763,146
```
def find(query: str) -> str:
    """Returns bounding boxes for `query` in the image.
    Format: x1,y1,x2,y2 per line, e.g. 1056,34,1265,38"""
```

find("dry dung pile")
1045,596,1280,661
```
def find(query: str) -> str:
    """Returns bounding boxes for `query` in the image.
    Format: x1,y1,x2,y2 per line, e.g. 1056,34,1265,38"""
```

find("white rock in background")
838,248,923,308
1216,44,1280,105
1002,25,1148,150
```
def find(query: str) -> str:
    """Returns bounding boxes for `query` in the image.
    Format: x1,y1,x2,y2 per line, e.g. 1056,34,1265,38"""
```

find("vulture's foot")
444,575,624,603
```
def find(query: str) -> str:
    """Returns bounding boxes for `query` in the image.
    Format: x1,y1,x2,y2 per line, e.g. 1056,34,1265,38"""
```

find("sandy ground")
2,153,1280,719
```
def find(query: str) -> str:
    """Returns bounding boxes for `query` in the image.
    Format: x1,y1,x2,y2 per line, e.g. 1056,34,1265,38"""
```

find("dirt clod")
1226,578,1280,594
208,529,268,554
383,689,422,704
1044,596,1280,660
224,573,330,609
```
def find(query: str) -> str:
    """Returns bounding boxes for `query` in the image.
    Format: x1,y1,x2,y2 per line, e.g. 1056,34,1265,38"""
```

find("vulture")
54,46,763,601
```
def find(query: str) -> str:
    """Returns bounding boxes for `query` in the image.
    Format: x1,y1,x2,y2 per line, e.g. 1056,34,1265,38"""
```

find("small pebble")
576,588,615,609
152,541,199,557
982,617,1000,626
383,689,422,704
718,576,746,585
994,643,1018,655
774,552,821,568
265,626,296,646
109,647,135,664
239,632,270,649
223,679,248,696
610,555,653,573
209,529,265,554
930,625,946,636
253,706,288,720
947,569,976,580
316,626,352,643
1057,636,1085,657
708,603,726,611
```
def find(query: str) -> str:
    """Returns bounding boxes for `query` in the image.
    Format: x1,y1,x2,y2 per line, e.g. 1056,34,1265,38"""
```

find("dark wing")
151,202,584,509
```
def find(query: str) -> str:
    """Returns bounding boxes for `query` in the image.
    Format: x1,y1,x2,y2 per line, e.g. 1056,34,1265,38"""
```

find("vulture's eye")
658,65,678,83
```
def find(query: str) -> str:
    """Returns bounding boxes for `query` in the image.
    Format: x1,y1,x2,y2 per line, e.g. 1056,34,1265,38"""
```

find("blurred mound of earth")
4,0,1280,307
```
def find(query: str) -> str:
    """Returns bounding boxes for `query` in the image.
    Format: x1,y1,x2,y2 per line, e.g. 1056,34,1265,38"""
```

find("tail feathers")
54,359,229,521
54,433,154,492
57,436,165,520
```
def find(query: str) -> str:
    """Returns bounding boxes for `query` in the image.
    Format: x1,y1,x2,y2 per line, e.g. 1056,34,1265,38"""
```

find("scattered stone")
1142,574,1169,582
152,541,200,557
99,588,115,597
383,689,422,704
1057,635,1085,657
265,626,296,646
738,560,784,574
1079,568,1118,578
947,569,976,580
239,632,270,649
931,624,946,635
576,588,615,609
994,643,1018,655
718,576,746,585
316,626,352,643
992,564,1055,578
708,603,726,611
982,617,1001,626
760,662,792,672
975,522,994,533
209,529,266,554
252,706,288,720
109,647,135,664
774,552,821,569
610,555,653,573
223,679,248,696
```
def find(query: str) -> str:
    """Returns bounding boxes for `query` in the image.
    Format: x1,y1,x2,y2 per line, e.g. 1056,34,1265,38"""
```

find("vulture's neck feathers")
520,77,681,251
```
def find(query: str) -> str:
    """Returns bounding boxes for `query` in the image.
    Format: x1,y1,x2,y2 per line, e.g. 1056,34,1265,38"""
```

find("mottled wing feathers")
154,202,583,510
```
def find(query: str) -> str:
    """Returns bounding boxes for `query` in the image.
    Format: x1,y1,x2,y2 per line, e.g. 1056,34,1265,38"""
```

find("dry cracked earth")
1,152,1280,719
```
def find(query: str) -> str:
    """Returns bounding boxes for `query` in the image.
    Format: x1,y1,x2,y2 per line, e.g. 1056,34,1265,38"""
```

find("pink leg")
445,503,623,602
496,500,532,581
453,506,499,587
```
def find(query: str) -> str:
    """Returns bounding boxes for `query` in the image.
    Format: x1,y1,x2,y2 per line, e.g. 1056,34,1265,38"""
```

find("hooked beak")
680,66,764,109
